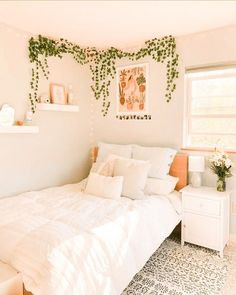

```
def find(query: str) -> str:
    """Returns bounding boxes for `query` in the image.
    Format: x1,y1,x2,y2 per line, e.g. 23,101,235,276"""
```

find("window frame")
183,69,236,152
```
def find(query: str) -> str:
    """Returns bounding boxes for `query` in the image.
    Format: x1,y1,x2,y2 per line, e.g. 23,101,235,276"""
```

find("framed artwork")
117,63,148,115
50,83,67,104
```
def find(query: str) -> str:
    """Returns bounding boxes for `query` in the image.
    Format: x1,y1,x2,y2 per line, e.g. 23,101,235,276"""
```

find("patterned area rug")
122,238,230,295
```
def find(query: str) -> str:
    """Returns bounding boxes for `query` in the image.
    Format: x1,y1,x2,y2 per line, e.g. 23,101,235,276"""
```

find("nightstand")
180,185,230,258
0,261,23,295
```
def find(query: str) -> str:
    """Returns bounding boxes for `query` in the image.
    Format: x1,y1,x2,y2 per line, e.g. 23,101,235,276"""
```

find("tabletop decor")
0,104,15,127
209,151,233,192
188,155,205,187
39,93,50,104
50,83,67,104
28,34,179,116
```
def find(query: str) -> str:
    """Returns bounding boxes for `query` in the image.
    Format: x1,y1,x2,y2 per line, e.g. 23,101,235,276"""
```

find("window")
184,67,236,151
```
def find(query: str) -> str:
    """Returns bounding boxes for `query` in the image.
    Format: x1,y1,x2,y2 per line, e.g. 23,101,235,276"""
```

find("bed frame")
24,287,32,295
23,148,187,295
91,146,188,191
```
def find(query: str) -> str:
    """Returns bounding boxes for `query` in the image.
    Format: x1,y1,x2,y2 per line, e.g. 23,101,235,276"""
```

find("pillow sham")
85,172,123,200
96,142,132,163
113,157,150,200
132,145,177,179
144,175,179,196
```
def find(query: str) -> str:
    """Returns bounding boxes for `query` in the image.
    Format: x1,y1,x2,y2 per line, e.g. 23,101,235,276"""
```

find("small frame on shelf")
50,83,67,105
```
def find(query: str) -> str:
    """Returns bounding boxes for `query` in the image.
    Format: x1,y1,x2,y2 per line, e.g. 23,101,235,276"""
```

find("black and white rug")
122,238,230,295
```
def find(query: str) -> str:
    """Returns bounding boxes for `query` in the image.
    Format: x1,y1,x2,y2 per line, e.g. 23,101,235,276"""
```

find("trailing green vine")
28,35,179,116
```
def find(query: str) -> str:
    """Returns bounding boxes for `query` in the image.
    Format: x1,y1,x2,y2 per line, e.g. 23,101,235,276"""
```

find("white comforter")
0,182,181,295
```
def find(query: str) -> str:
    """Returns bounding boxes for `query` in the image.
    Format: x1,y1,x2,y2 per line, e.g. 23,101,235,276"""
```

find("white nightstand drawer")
183,195,220,216
183,212,220,250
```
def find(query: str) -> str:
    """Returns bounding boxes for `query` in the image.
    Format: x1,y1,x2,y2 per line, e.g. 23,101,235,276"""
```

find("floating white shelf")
0,125,39,134
37,103,79,112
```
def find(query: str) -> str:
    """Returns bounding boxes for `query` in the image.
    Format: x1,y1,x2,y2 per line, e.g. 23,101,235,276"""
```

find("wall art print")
117,63,148,118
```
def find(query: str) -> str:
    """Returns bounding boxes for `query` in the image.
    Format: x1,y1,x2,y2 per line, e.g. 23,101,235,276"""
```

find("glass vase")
217,177,226,192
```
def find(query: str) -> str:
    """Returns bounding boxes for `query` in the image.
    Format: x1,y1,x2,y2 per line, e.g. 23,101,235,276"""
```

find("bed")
0,149,187,295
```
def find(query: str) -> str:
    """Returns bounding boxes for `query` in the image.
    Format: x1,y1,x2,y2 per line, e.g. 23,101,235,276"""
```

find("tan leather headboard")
169,153,188,191
91,147,188,191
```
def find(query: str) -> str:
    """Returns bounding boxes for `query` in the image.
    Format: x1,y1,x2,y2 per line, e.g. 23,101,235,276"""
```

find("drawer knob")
200,203,203,208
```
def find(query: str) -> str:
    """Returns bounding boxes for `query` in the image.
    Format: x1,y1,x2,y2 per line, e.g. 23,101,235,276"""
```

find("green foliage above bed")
28,35,179,116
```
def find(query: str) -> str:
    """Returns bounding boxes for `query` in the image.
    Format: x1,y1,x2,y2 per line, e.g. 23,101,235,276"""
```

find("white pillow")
144,175,179,196
113,157,150,200
85,172,123,200
132,145,177,179
96,142,132,163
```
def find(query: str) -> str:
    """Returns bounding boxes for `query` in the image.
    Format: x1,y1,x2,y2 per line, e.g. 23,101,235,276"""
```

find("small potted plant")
209,151,233,192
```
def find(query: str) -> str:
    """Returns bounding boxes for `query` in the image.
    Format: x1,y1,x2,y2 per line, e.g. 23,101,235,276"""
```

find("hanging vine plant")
28,34,179,116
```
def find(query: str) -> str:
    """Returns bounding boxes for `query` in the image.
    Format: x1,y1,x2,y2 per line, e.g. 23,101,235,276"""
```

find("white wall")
178,25,236,234
93,57,184,149
93,25,236,233
0,24,91,197
1,22,236,233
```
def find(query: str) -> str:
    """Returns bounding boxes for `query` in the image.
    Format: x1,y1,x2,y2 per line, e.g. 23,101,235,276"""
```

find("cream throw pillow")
85,172,124,200
113,157,150,200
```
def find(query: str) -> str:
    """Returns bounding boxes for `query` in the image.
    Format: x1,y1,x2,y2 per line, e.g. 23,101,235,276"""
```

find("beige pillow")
113,157,150,200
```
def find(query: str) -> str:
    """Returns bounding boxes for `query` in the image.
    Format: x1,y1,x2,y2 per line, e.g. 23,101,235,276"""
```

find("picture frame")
116,63,148,115
50,83,67,104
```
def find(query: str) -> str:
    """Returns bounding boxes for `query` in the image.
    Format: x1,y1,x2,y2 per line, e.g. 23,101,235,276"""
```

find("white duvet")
0,181,181,295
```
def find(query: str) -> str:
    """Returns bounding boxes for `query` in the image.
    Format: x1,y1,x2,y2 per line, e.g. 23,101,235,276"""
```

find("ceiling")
0,1,236,47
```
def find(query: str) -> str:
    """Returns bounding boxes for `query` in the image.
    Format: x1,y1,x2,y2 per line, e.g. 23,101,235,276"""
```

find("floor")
168,228,236,295
123,232,234,295
222,240,236,295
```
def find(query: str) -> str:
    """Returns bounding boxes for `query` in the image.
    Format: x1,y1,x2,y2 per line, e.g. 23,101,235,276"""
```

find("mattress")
0,181,181,295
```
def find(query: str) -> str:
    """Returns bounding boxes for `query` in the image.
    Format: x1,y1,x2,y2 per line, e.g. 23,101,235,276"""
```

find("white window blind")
184,67,236,150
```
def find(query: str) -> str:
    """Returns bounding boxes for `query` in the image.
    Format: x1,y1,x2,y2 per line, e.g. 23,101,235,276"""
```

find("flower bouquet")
209,152,233,192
